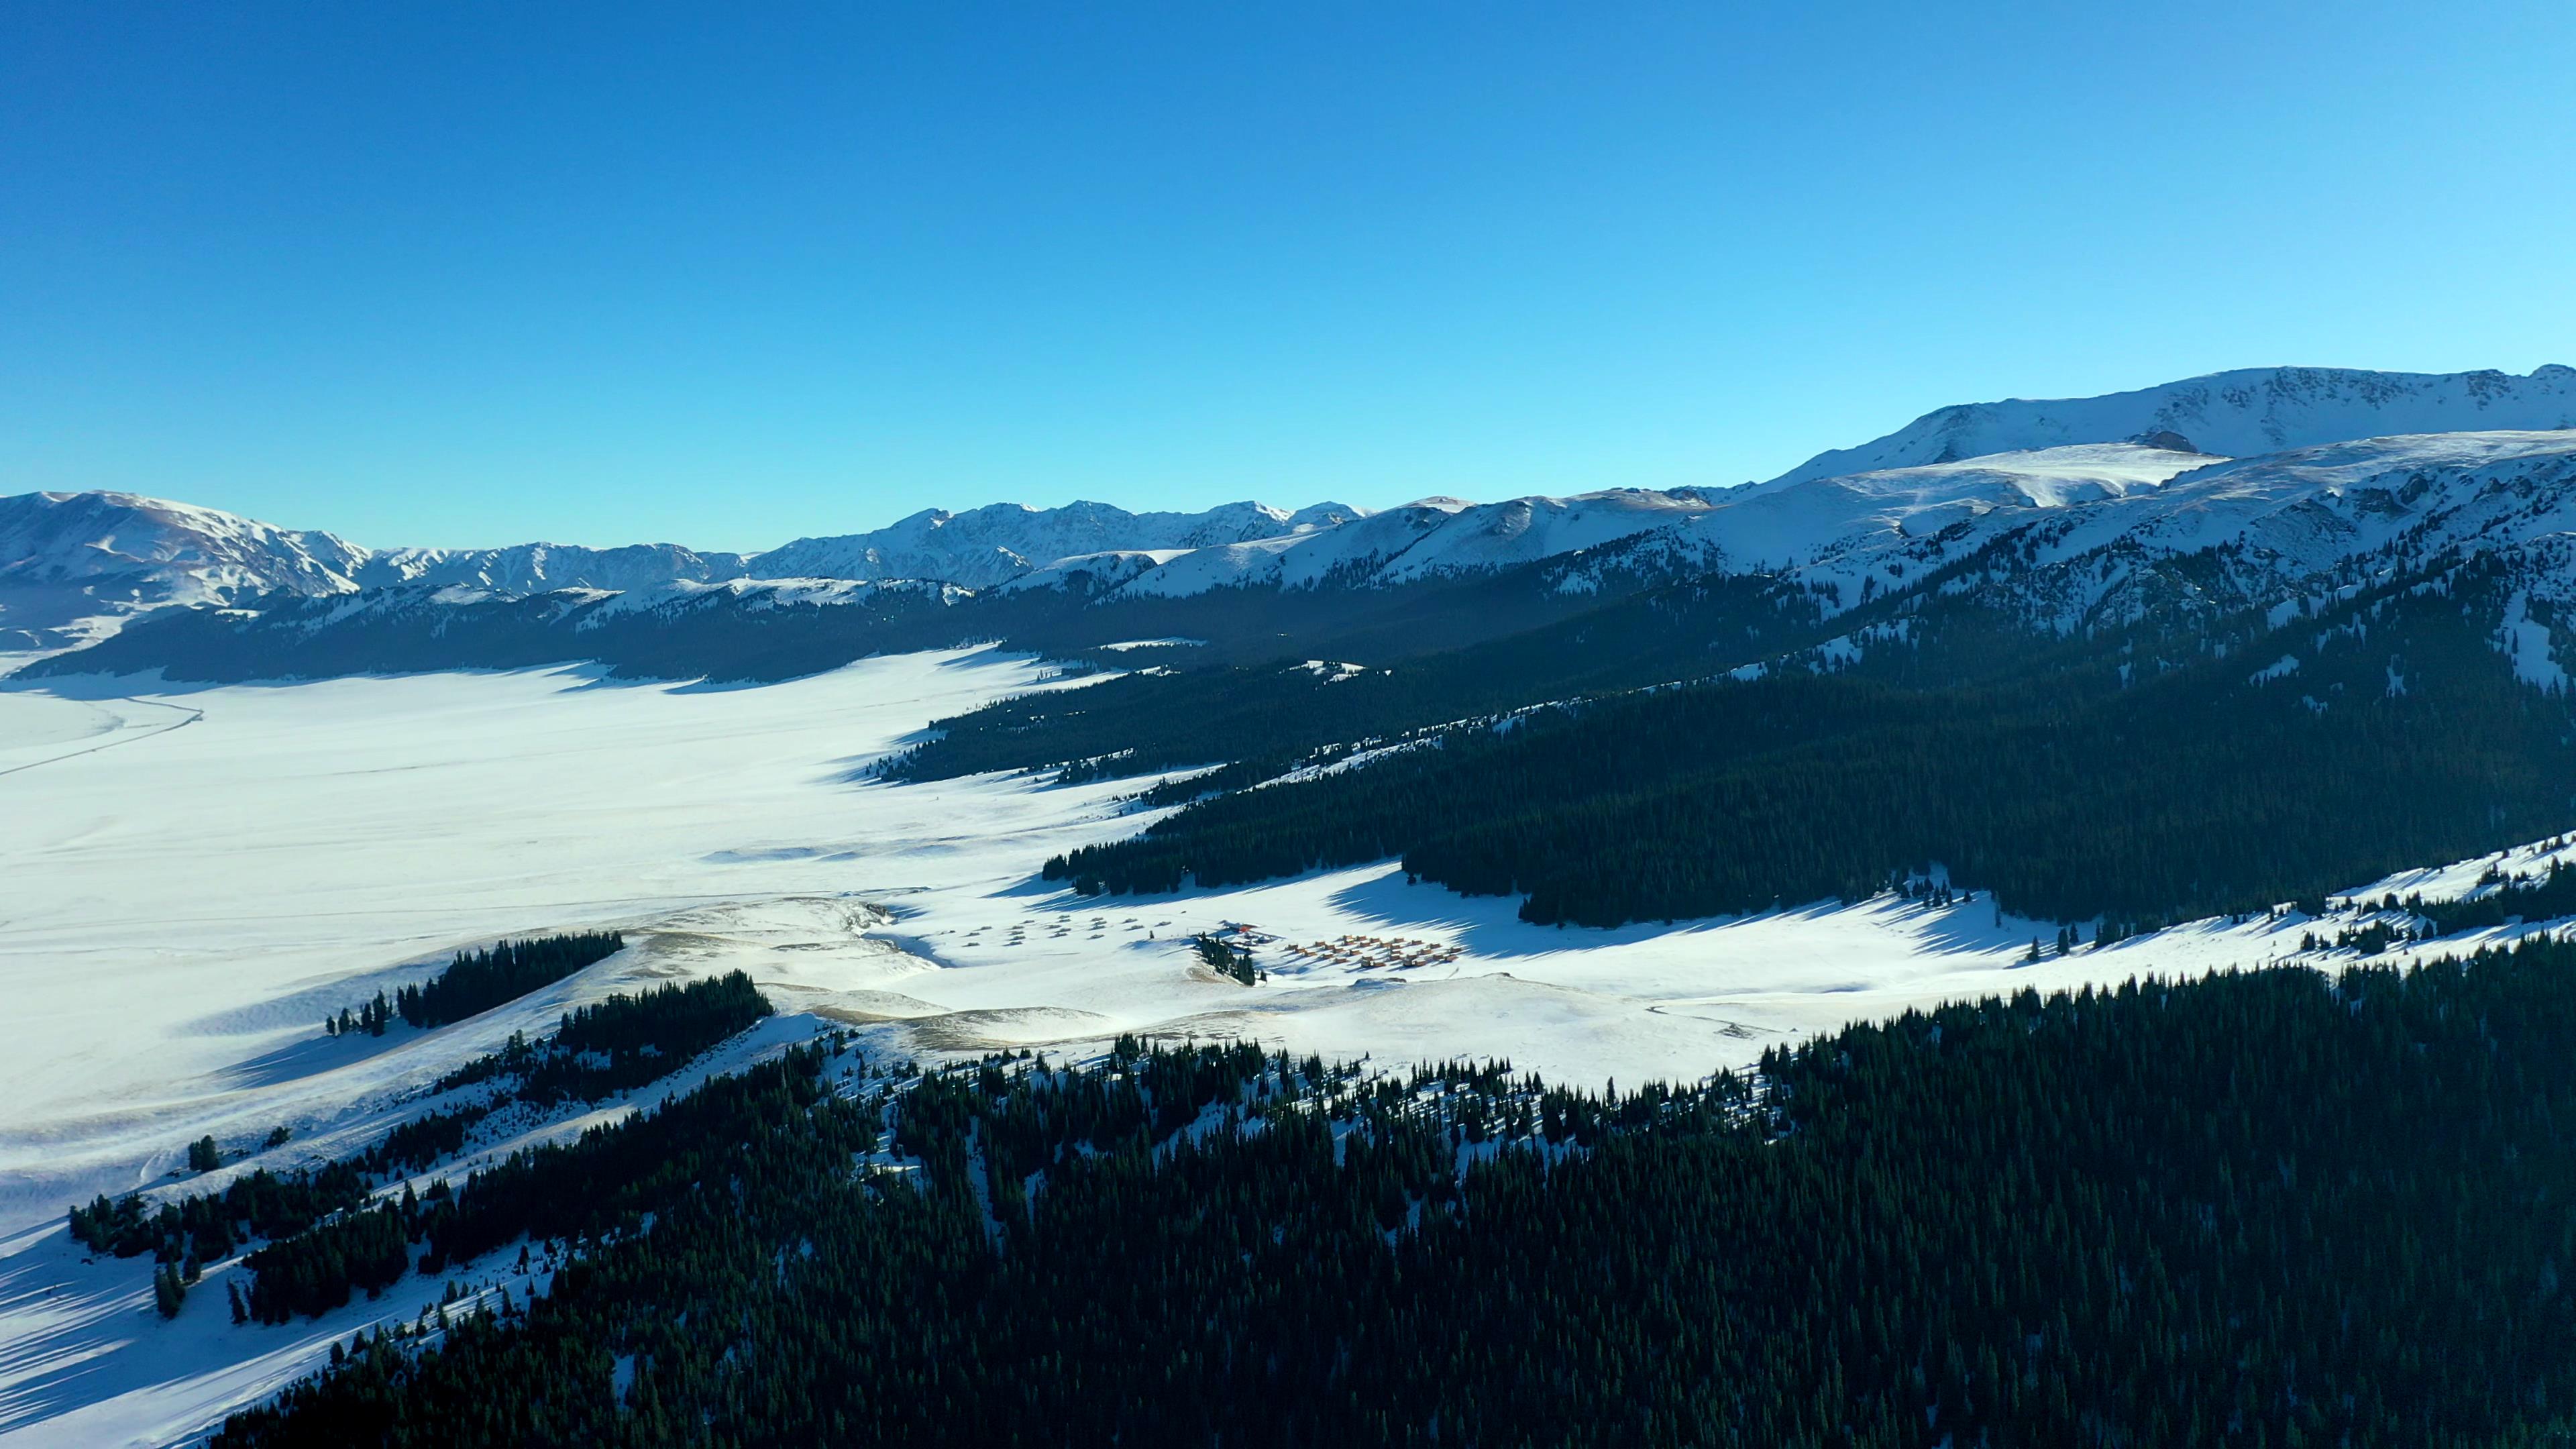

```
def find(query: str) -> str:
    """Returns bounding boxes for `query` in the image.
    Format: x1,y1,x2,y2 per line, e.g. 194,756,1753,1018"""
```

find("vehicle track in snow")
0,697,202,780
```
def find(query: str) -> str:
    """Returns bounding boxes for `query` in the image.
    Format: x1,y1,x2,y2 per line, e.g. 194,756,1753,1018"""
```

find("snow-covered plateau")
5,642,2572,1445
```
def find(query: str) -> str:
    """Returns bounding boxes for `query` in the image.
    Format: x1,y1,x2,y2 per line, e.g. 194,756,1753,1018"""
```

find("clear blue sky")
4,2,2571,551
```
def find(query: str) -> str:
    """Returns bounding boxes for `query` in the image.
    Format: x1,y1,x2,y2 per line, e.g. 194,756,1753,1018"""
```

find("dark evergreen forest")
211,940,2576,1447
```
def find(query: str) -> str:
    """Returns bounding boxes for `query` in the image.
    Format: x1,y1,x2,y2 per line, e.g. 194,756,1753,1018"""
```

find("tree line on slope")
2420,853,2576,936
213,938,2576,1446
396,932,626,1028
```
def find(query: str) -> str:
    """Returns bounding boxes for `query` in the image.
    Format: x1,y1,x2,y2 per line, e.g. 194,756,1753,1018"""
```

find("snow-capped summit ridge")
1,489,369,598
1766,365,2576,490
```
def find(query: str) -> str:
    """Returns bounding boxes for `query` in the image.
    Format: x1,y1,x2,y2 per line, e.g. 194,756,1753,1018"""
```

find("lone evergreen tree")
152,1263,185,1319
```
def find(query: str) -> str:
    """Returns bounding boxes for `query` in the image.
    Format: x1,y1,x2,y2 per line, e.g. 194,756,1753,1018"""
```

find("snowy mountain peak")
0,490,368,596
0,489,372,647
1768,365,2576,489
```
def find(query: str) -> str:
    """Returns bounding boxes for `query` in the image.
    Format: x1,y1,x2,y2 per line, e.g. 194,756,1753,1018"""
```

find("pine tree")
152,1263,184,1319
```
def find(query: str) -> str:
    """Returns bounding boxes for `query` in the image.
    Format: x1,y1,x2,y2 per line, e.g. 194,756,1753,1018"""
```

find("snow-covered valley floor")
3,643,2567,1445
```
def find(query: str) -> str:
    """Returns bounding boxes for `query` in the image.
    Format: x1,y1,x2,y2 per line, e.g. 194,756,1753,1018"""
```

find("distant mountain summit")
0,489,368,600
0,490,373,648
757,499,1364,588
1764,365,2576,489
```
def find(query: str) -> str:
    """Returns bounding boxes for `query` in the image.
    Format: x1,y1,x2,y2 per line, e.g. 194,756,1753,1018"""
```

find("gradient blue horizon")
4,1,2571,551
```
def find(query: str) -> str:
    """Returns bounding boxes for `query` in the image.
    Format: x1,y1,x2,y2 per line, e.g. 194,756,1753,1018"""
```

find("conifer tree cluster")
396,932,627,1028
324,991,395,1038
1191,932,1258,985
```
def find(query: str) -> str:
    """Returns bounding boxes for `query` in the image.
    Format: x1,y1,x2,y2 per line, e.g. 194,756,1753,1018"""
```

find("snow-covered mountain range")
758,499,1366,586
10,364,2575,658
0,493,1362,647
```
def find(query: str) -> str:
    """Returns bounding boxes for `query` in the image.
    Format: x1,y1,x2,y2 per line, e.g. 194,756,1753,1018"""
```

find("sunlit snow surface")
5,643,2573,1445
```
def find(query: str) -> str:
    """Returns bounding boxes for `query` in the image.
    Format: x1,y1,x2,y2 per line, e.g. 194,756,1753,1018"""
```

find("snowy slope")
1564,429,2576,645
1795,429,2576,635
1765,364,2576,488
1648,443,2215,575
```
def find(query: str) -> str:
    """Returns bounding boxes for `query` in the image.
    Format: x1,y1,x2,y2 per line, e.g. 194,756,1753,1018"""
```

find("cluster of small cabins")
1281,934,1464,971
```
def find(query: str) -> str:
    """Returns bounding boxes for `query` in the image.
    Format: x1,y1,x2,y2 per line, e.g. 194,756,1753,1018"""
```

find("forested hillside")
213,939,2576,1447
1044,556,2576,926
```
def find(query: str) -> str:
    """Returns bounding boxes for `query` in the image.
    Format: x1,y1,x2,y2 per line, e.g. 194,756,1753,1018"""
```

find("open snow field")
5,643,2569,1444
